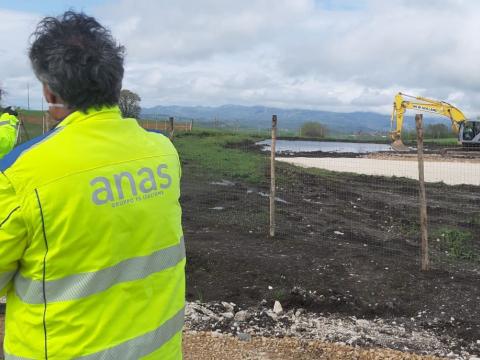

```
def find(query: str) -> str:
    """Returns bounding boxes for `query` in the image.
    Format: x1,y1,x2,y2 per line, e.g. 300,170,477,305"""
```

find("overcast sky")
0,0,479,116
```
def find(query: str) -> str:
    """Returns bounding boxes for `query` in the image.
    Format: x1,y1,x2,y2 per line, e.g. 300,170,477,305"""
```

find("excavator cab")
459,121,480,145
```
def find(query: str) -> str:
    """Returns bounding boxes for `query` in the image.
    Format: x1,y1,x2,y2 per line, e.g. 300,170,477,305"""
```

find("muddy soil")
181,151,480,356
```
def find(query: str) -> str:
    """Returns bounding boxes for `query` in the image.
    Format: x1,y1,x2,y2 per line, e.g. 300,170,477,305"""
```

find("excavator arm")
390,92,467,151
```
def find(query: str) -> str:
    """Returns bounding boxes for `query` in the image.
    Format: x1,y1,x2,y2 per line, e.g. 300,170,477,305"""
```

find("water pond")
256,140,392,154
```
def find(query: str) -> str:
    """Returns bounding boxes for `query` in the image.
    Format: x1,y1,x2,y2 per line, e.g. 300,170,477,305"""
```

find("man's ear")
42,83,71,122
43,83,58,104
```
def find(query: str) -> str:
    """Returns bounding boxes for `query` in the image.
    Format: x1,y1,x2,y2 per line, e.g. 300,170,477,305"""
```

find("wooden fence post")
169,117,175,140
416,114,429,271
270,115,277,238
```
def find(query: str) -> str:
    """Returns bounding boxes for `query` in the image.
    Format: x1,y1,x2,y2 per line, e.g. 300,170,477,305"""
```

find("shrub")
300,122,328,138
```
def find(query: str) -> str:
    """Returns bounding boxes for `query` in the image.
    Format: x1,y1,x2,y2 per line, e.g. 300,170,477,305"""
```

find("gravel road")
183,331,443,360
0,315,457,359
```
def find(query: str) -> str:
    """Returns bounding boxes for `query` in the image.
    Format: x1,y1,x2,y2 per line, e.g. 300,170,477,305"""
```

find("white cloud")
1,0,480,117
0,9,43,108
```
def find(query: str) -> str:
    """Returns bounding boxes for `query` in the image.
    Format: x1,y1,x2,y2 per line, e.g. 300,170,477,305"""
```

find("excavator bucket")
391,139,410,152
389,131,410,152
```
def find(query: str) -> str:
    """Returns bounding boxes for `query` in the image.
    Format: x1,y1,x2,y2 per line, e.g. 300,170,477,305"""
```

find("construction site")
180,143,480,359
2,2,480,359
6,94,478,359
179,93,480,359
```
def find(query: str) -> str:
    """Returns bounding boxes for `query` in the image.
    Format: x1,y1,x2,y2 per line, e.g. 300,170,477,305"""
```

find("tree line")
403,123,452,140
298,121,454,140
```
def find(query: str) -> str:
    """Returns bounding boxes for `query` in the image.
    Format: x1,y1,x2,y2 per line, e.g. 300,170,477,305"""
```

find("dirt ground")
181,150,480,356
183,331,443,360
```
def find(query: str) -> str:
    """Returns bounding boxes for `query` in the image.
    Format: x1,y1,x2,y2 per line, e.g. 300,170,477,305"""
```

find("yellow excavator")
390,92,480,151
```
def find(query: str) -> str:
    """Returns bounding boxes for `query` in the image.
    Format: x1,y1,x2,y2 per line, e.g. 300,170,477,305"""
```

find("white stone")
210,180,235,186
266,310,278,321
273,301,283,314
210,207,224,211
221,312,234,320
222,301,235,312
234,310,249,322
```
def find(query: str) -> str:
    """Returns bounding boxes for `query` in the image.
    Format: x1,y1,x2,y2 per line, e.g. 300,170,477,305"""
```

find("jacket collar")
56,106,122,128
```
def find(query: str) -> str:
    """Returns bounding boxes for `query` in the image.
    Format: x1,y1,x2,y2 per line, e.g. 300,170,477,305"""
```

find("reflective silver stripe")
4,353,34,360
78,307,184,360
0,120,11,126
4,307,184,360
15,237,185,304
0,271,16,290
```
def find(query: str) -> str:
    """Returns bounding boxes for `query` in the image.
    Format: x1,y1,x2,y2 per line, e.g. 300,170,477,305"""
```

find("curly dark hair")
29,11,125,111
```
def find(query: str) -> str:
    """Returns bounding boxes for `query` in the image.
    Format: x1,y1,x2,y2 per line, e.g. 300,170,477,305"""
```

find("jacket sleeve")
0,113,18,159
0,173,27,296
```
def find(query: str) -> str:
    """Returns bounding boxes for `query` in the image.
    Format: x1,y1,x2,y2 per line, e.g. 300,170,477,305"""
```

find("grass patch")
433,227,478,261
398,221,420,238
174,130,268,184
272,288,290,302
423,138,458,146
175,129,356,190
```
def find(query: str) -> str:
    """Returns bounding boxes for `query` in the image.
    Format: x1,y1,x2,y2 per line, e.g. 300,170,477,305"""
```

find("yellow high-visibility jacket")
0,113,19,159
0,106,185,359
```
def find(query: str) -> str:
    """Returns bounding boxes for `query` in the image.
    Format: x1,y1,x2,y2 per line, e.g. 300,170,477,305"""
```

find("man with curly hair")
0,11,185,359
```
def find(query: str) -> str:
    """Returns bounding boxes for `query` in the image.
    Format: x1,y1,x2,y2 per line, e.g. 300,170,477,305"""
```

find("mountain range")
141,104,444,134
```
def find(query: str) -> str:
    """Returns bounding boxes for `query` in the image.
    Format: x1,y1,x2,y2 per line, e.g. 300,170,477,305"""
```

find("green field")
174,130,268,184
18,109,45,117
423,137,458,145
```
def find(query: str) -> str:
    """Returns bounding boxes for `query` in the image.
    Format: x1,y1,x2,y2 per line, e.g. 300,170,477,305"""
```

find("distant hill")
141,104,447,134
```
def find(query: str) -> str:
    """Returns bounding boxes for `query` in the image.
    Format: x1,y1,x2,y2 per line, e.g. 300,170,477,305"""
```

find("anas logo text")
90,164,172,205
